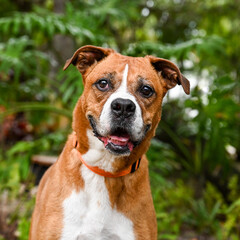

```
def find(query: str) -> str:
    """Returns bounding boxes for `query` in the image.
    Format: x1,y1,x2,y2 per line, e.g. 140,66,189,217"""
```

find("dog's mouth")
88,116,138,155
99,131,135,155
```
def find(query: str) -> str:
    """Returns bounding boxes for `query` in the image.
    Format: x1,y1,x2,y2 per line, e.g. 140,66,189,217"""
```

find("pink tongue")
100,136,108,147
109,136,129,146
100,135,134,151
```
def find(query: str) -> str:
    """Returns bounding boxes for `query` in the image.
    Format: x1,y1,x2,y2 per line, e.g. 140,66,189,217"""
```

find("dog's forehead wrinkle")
104,72,116,79
138,75,149,82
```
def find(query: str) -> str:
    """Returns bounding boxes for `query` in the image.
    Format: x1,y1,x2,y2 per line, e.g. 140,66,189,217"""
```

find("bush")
0,0,239,239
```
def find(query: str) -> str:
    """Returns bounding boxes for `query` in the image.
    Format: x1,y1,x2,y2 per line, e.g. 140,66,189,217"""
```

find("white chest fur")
60,165,135,240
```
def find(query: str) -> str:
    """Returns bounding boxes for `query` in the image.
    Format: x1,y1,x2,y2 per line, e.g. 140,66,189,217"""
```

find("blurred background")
0,0,239,239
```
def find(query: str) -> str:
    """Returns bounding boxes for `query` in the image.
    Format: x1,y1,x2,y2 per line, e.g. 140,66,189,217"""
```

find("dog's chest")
60,165,135,240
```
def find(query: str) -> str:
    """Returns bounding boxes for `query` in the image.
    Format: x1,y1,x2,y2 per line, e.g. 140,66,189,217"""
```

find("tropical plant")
0,0,239,239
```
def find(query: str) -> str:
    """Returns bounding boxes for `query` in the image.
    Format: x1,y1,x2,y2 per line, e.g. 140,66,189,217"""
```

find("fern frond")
0,10,94,40
0,36,48,74
126,36,225,61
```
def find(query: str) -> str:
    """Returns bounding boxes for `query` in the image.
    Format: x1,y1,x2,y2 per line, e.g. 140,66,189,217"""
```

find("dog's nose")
111,98,136,118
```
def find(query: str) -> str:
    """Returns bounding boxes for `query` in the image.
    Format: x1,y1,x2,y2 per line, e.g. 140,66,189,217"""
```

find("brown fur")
30,45,189,240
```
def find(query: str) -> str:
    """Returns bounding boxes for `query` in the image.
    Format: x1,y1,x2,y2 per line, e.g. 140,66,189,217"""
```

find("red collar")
74,136,141,178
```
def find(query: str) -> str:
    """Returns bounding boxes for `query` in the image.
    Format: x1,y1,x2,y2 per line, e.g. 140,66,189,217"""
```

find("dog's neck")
73,133,141,177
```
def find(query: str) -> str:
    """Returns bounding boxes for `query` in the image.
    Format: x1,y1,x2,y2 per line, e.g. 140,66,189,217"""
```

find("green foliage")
154,179,193,238
0,36,48,104
182,75,239,177
0,130,69,239
0,7,94,40
188,199,221,233
57,66,83,109
126,35,225,62
17,217,31,240
0,130,67,193
0,0,239,239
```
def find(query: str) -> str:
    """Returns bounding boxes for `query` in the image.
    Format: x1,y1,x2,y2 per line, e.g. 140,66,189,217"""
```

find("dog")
29,45,190,240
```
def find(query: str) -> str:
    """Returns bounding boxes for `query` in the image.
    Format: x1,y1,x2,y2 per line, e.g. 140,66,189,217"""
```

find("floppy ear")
148,56,190,95
63,45,115,75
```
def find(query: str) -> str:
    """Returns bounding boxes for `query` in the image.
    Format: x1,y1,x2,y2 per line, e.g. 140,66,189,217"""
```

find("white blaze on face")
120,63,128,92
99,64,144,141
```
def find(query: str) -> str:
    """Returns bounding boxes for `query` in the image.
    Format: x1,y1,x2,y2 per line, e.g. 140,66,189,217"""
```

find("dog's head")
64,45,190,158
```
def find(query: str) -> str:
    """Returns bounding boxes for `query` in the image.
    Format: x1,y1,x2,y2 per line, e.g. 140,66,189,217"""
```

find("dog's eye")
95,79,110,91
139,85,154,98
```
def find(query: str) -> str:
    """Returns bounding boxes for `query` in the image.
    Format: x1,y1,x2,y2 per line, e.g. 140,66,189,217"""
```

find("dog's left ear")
148,56,190,95
63,45,114,75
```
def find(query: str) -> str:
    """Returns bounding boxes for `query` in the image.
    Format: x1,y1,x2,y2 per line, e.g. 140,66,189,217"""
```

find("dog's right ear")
63,45,114,75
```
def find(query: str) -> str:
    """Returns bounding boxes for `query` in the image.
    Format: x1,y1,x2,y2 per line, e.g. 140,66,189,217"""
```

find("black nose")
111,98,136,118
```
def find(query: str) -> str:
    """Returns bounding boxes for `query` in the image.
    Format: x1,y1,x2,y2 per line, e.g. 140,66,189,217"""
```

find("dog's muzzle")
88,98,150,156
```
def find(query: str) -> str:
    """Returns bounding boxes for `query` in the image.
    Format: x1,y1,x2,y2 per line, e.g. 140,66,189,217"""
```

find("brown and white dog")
29,45,190,240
